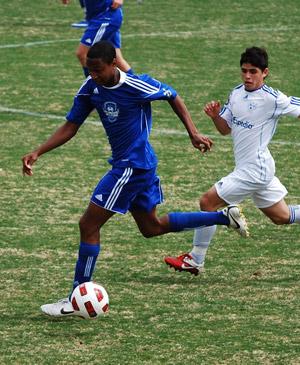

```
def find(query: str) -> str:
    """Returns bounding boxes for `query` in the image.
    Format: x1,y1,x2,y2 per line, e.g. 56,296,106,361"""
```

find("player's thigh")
200,186,228,211
129,171,167,236
256,177,289,224
91,167,138,214
252,176,287,209
214,172,253,205
80,201,115,230
129,170,163,212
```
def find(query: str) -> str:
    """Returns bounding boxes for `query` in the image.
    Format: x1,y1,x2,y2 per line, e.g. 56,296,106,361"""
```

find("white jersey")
220,84,300,183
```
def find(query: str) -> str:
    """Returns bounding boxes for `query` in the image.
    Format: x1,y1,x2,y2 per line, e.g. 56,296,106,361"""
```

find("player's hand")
204,101,221,119
22,151,38,176
111,0,123,9
191,133,213,153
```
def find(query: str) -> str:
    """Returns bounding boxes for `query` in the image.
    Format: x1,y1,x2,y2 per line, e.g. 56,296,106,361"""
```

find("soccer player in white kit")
165,46,300,276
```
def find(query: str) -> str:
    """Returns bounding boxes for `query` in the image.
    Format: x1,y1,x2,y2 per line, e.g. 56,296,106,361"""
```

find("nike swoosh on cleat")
230,213,240,229
60,308,75,315
181,263,199,271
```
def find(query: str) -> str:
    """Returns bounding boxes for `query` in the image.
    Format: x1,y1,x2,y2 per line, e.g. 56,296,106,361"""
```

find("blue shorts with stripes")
91,167,163,214
80,20,121,48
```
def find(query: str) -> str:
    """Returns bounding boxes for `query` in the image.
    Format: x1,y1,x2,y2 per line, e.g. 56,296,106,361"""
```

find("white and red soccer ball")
71,281,109,319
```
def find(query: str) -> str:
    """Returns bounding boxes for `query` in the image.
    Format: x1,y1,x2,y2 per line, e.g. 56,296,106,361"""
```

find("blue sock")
127,68,134,75
168,211,229,232
72,242,101,291
83,67,89,77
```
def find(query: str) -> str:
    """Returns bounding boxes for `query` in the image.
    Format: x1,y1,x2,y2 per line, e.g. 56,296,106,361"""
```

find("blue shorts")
91,167,164,214
81,20,121,48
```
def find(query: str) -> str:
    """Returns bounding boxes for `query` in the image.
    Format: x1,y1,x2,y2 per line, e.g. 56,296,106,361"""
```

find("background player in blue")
62,0,132,76
22,41,247,317
71,0,88,28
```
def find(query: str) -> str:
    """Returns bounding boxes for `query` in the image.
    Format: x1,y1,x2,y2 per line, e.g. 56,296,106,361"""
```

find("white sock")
288,205,300,223
190,225,217,265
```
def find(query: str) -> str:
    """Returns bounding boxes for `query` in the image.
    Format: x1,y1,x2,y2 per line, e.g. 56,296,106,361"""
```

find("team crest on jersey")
248,102,257,111
103,102,119,123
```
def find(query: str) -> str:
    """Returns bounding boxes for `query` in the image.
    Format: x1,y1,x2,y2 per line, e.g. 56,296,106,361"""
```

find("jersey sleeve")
276,91,300,118
219,92,233,127
125,74,177,103
66,79,94,125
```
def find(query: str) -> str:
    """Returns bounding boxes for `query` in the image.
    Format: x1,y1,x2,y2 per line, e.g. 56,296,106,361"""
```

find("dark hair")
87,40,116,64
240,47,268,71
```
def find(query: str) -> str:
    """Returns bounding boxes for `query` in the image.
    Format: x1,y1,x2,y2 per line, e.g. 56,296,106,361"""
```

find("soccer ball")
71,281,109,319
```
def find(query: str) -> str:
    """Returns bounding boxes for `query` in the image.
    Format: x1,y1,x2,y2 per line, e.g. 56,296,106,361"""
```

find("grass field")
1,1,300,364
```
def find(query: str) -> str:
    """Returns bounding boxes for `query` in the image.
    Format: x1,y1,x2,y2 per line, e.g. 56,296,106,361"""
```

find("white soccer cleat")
40,298,76,318
222,205,249,237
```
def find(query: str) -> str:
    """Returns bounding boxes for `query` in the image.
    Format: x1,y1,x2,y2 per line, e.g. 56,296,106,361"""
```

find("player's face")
86,58,118,87
241,63,269,91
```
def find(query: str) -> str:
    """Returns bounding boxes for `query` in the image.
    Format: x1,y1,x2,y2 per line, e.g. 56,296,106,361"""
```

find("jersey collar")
244,83,265,93
102,69,126,90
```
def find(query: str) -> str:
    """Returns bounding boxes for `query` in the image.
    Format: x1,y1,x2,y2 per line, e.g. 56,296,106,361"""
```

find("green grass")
1,0,300,364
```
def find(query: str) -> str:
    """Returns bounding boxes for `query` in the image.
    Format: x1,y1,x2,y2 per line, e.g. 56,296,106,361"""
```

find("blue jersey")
66,71,177,169
83,0,122,25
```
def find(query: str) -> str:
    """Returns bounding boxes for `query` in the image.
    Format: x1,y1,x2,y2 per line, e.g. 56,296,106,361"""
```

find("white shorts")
215,171,288,208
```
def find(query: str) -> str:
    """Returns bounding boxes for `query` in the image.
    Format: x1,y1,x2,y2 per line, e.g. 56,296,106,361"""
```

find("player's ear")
263,67,269,79
112,58,117,67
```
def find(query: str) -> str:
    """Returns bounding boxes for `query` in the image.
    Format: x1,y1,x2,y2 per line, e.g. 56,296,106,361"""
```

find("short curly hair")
87,40,116,64
240,47,268,71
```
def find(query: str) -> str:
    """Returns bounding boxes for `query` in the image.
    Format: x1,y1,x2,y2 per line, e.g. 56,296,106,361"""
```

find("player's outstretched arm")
22,121,80,176
204,101,231,135
168,95,213,153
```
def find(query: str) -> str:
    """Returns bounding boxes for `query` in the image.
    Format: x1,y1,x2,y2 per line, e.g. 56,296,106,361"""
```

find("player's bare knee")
200,195,212,211
79,216,91,234
79,217,86,234
79,220,100,241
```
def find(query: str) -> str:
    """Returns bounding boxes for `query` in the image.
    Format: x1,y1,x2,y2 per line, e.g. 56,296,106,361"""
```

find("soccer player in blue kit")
22,41,247,317
71,0,88,28
62,0,131,76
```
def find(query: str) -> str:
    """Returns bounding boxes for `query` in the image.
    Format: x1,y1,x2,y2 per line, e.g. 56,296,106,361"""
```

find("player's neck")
112,68,120,86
